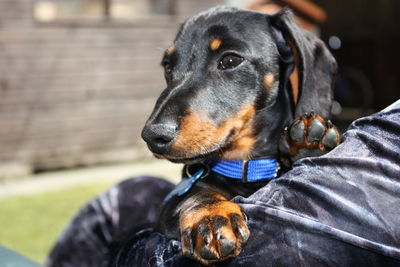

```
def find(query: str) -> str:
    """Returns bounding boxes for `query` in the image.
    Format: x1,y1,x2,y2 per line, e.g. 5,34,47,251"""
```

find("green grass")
0,182,116,264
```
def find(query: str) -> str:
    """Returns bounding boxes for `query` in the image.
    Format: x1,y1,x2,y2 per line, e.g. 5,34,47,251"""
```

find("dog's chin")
153,142,250,164
151,130,254,164
153,149,221,164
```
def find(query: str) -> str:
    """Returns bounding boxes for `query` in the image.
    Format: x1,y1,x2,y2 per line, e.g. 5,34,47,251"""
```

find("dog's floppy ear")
270,8,337,118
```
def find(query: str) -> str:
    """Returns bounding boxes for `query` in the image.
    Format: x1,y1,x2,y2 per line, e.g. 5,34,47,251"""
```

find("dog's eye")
218,54,244,70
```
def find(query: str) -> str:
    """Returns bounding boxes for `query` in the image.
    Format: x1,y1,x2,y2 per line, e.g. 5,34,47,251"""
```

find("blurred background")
0,0,399,264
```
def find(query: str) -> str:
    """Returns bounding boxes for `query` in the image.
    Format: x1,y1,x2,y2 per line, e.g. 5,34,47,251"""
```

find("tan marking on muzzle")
210,38,222,51
171,104,256,160
221,135,255,160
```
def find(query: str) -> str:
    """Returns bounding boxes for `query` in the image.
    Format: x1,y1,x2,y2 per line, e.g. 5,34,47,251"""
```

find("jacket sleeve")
231,99,400,266
107,99,400,266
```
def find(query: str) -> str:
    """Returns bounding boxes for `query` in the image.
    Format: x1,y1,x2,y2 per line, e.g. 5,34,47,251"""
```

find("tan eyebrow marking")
210,38,222,51
263,74,275,89
166,46,175,56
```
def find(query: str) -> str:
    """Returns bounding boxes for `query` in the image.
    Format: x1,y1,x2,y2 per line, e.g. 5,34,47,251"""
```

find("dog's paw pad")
180,201,249,265
279,113,341,166
322,121,340,149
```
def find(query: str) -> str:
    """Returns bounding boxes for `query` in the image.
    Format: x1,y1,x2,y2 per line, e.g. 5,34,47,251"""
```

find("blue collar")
164,158,280,201
209,158,280,182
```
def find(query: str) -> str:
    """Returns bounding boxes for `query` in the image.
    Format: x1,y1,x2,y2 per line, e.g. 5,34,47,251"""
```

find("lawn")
0,182,116,264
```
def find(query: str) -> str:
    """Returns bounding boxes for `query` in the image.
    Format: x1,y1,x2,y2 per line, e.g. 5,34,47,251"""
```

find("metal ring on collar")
185,163,210,178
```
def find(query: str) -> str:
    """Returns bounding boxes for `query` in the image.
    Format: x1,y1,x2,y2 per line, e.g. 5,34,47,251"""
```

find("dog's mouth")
153,125,255,164
148,104,257,163
154,149,219,164
153,136,230,164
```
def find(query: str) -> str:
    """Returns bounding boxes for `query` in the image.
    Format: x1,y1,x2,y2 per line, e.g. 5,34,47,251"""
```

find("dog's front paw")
179,198,249,265
279,112,341,167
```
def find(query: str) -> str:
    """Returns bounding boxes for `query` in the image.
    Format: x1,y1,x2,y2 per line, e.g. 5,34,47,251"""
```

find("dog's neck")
251,81,295,159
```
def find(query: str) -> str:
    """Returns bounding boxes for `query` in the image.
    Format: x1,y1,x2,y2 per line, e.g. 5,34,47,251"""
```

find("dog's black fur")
141,6,339,265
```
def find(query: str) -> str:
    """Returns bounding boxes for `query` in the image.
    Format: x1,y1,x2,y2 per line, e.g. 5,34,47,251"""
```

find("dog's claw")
182,229,195,255
219,239,235,257
307,118,325,142
289,119,305,142
200,246,218,260
322,127,340,149
204,232,212,245
279,113,341,167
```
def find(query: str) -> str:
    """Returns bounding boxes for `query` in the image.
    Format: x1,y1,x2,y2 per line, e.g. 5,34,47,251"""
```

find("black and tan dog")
141,6,340,265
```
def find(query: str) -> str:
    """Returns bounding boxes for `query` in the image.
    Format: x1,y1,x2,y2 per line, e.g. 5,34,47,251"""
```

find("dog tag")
164,169,205,202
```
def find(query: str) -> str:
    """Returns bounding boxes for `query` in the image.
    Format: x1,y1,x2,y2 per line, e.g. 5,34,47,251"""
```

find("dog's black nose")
141,123,177,154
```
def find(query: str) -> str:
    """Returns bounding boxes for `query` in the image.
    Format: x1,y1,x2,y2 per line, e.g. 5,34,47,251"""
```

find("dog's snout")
141,123,177,154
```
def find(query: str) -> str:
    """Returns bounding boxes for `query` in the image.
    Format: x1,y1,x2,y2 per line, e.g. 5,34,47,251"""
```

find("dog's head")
142,6,336,163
